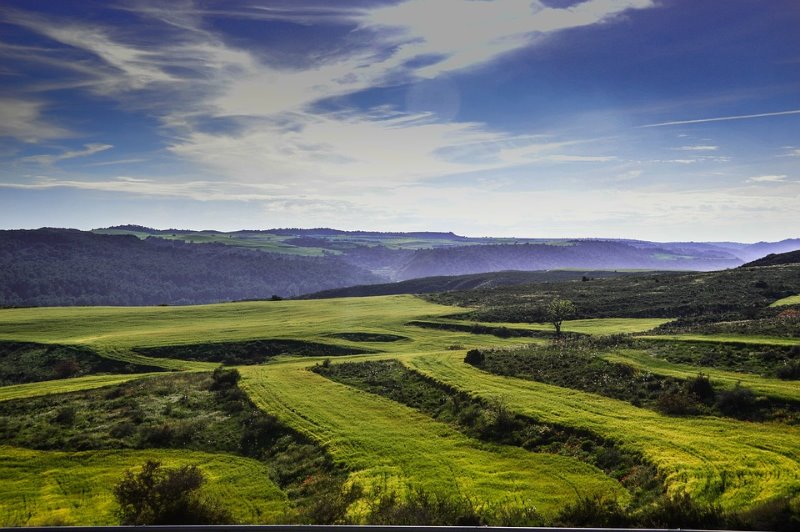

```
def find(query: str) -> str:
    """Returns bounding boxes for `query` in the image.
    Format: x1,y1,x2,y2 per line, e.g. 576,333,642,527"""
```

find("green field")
240,362,626,517
640,334,800,346
407,351,800,509
0,447,289,526
600,349,800,402
0,295,798,525
771,294,800,307
429,317,673,335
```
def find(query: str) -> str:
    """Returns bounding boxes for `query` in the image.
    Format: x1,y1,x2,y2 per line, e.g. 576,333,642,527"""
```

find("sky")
0,0,798,241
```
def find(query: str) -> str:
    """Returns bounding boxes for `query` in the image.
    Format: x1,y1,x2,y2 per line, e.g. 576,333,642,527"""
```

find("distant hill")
391,241,741,279
97,225,800,278
4,226,799,307
743,250,800,267
303,270,659,299
0,229,379,306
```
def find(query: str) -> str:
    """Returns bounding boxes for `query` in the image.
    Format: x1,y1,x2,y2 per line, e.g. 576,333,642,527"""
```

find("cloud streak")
640,109,800,128
22,143,113,165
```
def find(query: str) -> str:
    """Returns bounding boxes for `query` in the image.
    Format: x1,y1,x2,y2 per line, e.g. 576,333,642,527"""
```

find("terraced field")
407,351,800,508
0,295,798,525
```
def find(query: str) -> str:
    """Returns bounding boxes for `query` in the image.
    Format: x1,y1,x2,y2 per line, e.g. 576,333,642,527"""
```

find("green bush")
464,349,485,366
716,383,756,417
113,460,233,525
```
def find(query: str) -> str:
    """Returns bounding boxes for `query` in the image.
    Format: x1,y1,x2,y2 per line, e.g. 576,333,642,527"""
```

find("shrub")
113,460,233,525
53,358,81,378
656,388,695,415
638,492,724,529
52,406,77,425
365,486,483,526
464,349,485,366
554,496,629,527
776,360,800,380
298,474,362,524
715,383,756,417
683,373,715,403
209,367,240,390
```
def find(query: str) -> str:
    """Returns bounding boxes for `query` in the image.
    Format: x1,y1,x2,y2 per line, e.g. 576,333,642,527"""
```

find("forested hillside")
743,249,800,267
303,269,651,299
0,229,379,306
392,241,740,279
427,264,800,323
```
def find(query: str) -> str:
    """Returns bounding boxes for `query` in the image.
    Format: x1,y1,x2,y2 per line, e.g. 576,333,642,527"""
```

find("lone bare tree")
546,298,576,337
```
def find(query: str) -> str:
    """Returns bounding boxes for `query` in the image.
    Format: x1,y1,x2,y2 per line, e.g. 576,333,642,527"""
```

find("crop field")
771,294,800,307
407,351,800,509
0,294,798,526
0,447,288,526
599,349,800,402
640,333,800,346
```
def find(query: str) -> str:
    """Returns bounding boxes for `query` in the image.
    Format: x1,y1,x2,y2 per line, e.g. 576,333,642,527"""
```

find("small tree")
114,460,233,525
546,298,576,336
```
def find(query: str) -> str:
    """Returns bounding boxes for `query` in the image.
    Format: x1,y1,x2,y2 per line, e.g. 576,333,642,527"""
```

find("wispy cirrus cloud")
747,174,788,183
674,145,718,151
3,0,644,182
0,98,73,142
21,143,113,165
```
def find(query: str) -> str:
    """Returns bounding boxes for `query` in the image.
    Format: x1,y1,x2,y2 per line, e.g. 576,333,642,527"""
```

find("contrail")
639,109,800,128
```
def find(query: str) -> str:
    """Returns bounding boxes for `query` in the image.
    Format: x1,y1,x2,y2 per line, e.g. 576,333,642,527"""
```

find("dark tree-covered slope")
426,264,800,322
0,229,379,306
303,270,654,299
743,250,800,267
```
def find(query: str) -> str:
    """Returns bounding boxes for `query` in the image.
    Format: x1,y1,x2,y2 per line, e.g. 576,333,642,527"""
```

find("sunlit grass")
430,317,673,335
239,360,626,516
601,349,800,402
770,294,800,307
640,334,800,346
407,350,800,510
0,446,289,526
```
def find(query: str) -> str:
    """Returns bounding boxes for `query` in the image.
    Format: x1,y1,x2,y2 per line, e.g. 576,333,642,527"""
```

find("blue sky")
1,0,798,241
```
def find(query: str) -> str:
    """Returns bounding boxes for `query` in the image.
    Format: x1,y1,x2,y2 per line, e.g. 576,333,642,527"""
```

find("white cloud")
22,143,113,165
0,98,72,142
675,145,718,151
360,0,655,78
747,174,787,183
3,1,647,196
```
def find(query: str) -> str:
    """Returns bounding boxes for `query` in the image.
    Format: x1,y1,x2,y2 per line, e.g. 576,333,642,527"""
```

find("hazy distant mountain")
97,226,800,280
3,226,799,307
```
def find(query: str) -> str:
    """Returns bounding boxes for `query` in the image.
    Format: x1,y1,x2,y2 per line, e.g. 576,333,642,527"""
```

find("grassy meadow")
0,293,798,525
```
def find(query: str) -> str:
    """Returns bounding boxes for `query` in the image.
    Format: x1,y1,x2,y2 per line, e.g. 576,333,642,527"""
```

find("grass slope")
426,317,672,335
238,360,626,517
0,447,289,526
771,294,800,307
0,373,162,403
601,349,800,402
407,351,800,510
641,334,800,346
